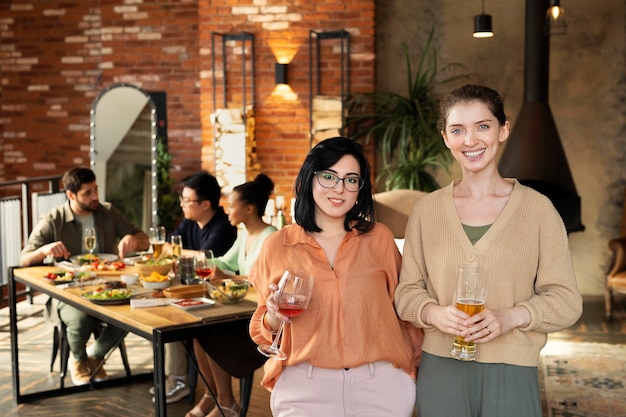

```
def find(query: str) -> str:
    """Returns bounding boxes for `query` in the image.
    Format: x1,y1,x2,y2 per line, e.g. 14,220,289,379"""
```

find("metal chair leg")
239,373,254,417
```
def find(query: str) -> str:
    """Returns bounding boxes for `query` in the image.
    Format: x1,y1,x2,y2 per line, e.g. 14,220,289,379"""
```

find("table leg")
153,330,167,417
8,266,22,402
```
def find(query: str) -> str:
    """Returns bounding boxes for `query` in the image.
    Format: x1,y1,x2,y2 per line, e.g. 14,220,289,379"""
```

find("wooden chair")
374,189,427,239
605,188,626,320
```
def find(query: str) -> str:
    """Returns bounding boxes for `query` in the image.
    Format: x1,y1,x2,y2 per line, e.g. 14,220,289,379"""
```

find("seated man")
21,167,149,386
149,170,237,404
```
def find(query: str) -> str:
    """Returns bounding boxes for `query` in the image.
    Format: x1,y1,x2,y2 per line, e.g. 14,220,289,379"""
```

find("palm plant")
347,29,465,191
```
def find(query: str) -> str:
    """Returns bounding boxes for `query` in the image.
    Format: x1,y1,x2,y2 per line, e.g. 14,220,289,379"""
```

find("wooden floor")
1,294,625,417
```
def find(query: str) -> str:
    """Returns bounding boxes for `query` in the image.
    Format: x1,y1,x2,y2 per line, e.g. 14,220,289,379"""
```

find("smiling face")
441,100,510,174
312,154,361,223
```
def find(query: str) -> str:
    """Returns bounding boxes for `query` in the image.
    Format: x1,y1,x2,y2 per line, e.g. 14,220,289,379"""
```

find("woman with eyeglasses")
248,137,423,416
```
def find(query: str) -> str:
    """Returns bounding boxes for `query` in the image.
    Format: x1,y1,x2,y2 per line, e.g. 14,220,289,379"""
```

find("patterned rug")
540,340,626,417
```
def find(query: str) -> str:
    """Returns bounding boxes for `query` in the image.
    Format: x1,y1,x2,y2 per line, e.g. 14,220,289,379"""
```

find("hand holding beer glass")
450,264,487,361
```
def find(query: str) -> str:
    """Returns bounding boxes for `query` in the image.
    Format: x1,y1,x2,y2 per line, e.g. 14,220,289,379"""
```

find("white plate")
70,253,119,265
170,297,215,310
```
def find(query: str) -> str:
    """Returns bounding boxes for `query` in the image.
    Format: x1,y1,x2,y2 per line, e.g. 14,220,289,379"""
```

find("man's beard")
77,200,99,212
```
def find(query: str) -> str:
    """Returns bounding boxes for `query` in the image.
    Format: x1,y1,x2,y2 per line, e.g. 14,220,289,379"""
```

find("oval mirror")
90,83,158,231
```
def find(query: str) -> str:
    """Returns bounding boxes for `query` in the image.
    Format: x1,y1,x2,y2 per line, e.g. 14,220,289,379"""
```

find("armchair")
606,236,626,320
374,189,426,239
605,189,626,320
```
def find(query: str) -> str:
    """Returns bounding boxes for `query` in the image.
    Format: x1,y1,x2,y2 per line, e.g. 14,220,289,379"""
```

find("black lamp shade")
275,63,288,85
473,14,494,38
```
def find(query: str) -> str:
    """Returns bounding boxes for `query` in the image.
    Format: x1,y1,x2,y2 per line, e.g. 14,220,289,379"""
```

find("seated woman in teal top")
213,222,276,278
187,174,277,417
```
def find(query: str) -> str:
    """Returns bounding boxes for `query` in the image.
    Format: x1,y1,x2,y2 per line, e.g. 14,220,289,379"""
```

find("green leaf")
346,27,465,192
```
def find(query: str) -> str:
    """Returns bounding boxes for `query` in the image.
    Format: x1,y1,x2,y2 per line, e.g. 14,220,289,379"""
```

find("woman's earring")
355,200,358,205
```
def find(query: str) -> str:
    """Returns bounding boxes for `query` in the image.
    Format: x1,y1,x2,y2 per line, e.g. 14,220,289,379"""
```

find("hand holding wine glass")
257,270,314,361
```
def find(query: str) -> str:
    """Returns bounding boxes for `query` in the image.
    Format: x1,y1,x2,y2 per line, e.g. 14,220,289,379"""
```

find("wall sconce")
473,0,494,38
545,0,567,36
275,63,288,85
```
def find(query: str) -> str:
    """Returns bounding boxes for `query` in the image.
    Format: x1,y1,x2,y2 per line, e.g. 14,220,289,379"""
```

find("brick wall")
1,0,376,206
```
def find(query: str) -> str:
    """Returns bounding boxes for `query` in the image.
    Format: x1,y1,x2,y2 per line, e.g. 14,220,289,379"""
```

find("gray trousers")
416,352,542,417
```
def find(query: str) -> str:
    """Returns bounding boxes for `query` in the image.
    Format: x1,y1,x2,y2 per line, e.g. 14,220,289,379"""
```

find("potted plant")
155,139,181,232
347,29,465,192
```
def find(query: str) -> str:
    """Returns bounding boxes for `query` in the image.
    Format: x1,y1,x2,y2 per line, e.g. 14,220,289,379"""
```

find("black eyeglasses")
314,171,363,192
179,197,202,206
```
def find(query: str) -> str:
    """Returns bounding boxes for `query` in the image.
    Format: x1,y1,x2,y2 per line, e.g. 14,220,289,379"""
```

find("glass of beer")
171,235,183,260
450,264,487,361
149,226,166,259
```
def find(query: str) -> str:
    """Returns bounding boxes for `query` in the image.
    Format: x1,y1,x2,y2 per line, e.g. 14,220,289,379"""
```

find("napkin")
54,261,77,271
130,298,179,308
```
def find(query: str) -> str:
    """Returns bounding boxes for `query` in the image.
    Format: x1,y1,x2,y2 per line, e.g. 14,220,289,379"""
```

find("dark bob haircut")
293,137,374,234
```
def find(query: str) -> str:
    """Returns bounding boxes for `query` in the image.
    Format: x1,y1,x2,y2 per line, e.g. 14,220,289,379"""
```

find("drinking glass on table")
149,226,166,259
450,264,488,361
170,235,183,279
179,254,197,285
195,250,215,280
84,227,96,258
170,235,183,260
257,270,314,361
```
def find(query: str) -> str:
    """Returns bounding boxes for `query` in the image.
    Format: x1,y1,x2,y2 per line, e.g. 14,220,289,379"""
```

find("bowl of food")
121,273,139,285
140,271,171,289
206,278,250,304
134,257,174,277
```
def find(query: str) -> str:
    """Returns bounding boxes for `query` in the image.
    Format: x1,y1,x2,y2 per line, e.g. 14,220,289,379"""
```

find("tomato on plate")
111,261,126,269
45,272,58,280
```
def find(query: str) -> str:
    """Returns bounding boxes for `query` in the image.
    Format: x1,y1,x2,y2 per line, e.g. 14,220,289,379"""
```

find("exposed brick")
2,0,375,207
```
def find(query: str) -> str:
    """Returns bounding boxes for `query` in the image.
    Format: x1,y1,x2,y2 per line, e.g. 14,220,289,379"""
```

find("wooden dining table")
7,264,258,417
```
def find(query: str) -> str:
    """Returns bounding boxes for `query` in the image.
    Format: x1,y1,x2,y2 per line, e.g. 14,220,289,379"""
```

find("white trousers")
270,361,416,417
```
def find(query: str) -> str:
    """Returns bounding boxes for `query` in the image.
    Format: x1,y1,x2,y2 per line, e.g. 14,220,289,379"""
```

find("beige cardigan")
395,179,582,367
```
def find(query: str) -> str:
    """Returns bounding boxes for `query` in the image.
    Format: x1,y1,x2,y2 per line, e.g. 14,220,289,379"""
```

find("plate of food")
70,253,118,265
43,270,77,284
43,270,97,284
170,298,215,311
81,288,134,305
71,254,127,273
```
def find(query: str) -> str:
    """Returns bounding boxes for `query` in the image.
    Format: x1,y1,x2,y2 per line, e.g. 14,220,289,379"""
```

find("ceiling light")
473,0,494,38
545,0,567,36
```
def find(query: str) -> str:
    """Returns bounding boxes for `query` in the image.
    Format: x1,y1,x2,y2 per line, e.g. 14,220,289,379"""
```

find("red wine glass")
257,270,314,360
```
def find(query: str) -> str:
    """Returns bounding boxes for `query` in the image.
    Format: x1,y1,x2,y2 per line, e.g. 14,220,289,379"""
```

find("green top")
462,223,492,245
214,225,277,275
